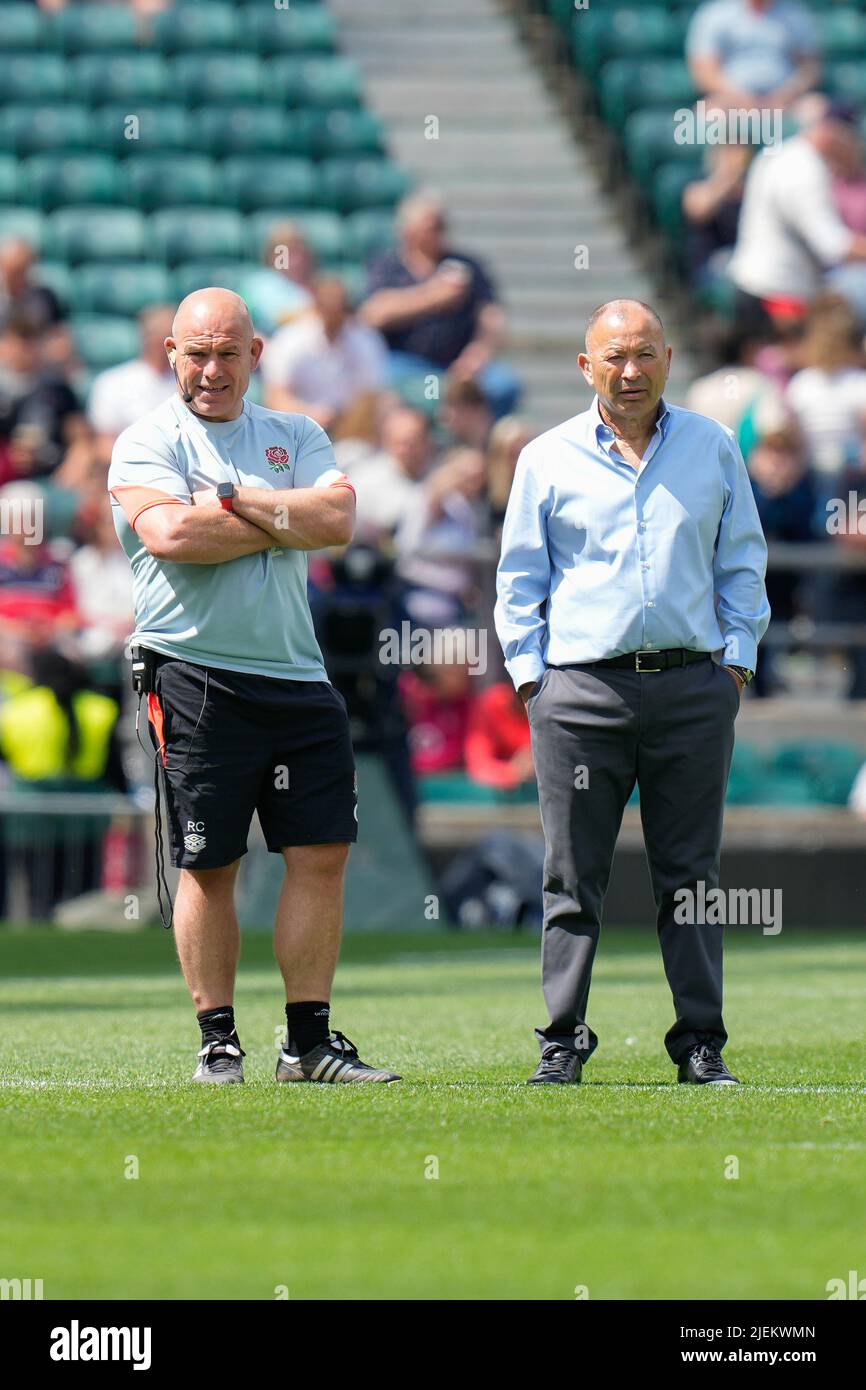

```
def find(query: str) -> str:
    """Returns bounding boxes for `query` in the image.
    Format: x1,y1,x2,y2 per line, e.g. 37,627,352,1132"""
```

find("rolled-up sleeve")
494,447,551,690
714,431,771,671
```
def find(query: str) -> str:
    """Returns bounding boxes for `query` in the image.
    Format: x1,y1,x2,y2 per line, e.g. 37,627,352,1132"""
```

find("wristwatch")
217,482,236,512
726,665,754,686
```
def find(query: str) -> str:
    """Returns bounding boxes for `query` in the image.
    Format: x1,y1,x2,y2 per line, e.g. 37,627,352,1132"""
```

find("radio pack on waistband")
130,644,158,695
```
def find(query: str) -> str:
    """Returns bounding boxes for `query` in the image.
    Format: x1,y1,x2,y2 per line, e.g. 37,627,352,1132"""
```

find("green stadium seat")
72,314,141,371
52,5,139,52
247,209,344,264
90,106,192,155
815,9,866,58
21,155,122,211
0,208,44,249
195,106,315,156
34,262,74,312
148,208,245,265
625,109,707,184
2,5,45,50
332,262,367,305
599,60,698,130
171,261,257,300
45,207,147,264
0,158,20,205
72,53,170,104
152,5,240,52
0,54,67,102
344,208,395,262
828,61,866,104
771,742,864,805
221,156,317,211
0,105,93,156
572,8,688,78
75,263,174,316
651,161,702,241
247,6,337,53
121,155,218,211
173,53,262,104
309,109,384,157
317,159,411,213
266,56,363,108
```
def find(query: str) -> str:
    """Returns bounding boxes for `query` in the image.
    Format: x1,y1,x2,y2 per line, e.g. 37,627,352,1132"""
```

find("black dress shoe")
678,1038,740,1085
527,1045,582,1084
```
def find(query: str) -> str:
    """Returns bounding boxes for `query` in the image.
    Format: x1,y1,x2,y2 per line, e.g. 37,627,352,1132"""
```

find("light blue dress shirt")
494,396,770,689
686,0,819,98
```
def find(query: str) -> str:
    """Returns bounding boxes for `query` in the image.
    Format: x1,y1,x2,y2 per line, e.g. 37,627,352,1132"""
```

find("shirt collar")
592,394,670,448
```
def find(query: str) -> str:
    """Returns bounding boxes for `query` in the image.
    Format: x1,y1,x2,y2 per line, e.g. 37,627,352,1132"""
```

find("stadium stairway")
330,0,699,429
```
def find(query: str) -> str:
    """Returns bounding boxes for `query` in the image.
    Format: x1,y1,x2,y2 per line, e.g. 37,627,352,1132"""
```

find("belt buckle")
635,650,663,673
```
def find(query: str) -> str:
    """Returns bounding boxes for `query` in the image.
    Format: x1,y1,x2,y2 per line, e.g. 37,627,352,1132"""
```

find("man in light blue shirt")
495,299,769,1087
687,0,821,107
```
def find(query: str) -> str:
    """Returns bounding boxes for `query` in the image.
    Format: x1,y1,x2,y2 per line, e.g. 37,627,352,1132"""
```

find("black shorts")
148,655,358,870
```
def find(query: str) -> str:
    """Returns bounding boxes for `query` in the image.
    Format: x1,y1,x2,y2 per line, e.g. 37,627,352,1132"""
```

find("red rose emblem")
266,446,290,465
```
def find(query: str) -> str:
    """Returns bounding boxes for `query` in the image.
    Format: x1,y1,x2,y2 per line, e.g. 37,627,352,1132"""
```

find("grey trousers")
527,657,739,1065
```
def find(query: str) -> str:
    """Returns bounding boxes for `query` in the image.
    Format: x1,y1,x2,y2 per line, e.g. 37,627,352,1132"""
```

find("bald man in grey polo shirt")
109,287,400,1087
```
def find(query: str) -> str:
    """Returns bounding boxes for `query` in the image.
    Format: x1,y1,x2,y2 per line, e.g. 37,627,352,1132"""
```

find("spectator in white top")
69,496,134,665
87,305,174,451
395,446,488,625
687,0,821,109
785,293,866,477
262,277,388,433
727,100,866,334
350,405,433,543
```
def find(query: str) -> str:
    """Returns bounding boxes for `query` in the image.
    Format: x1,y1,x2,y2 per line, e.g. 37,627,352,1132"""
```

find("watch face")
216,483,234,499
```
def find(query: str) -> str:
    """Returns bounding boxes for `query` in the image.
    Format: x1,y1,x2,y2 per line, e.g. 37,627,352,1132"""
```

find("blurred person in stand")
814,430,866,700
395,445,488,625
361,191,521,418
685,320,785,435
0,645,126,918
727,100,866,338
0,481,78,672
465,680,535,795
440,377,493,451
87,306,175,453
240,221,315,339
785,293,866,481
398,648,474,778
746,407,818,695
0,238,65,335
682,107,754,294
262,277,388,433
0,316,85,485
687,0,821,112
68,494,135,694
350,404,434,543
485,415,534,540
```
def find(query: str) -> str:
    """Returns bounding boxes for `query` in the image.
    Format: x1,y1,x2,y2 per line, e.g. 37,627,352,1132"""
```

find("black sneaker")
678,1038,740,1085
527,1045,582,1084
193,1035,245,1084
276,1031,401,1084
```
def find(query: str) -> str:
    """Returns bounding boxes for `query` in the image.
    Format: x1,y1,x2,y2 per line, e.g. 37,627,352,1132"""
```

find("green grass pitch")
0,926,863,1300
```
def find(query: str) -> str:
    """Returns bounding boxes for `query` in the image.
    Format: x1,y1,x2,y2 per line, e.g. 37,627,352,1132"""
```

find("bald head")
166,288,262,422
585,299,665,353
172,287,255,344
579,299,671,430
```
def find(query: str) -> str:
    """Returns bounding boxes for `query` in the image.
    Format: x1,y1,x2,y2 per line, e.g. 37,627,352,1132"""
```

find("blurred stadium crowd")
2,0,866,920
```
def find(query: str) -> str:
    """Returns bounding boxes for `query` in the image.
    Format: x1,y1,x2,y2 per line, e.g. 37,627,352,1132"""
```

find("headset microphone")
170,356,195,405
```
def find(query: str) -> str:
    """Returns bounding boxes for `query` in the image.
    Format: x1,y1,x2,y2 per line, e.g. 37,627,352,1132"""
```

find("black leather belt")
555,649,712,674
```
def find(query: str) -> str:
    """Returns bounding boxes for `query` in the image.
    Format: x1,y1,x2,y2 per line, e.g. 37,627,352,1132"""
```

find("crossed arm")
112,482,355,564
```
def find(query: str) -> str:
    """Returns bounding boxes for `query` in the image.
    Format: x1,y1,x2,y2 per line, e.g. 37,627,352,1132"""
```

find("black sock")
285,1001,330,1057
197,1005,237,1046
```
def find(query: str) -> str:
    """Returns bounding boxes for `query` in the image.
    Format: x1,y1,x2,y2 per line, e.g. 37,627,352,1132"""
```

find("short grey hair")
585,299,665,352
